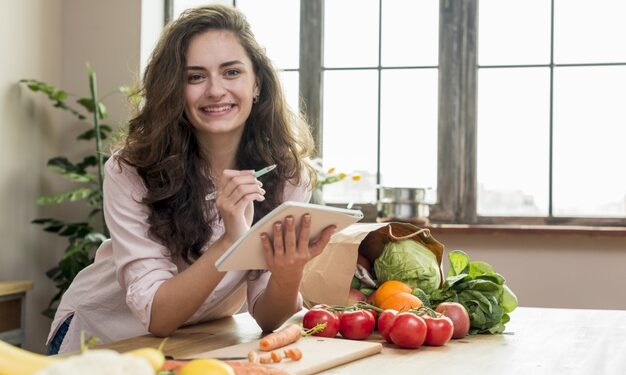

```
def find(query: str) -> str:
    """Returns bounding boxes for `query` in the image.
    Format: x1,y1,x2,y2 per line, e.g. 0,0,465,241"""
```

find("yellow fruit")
0,339,58,375
125,347,165,371
179,358,235,375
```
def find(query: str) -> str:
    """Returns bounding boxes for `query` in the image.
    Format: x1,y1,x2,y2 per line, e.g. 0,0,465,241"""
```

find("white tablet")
215,201,364,271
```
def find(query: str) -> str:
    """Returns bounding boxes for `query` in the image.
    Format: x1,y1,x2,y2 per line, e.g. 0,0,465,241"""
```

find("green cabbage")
374,239,441,293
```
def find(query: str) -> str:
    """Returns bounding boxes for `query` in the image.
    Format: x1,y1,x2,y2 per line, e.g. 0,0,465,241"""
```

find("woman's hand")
260,214,336,282
215,169,265,243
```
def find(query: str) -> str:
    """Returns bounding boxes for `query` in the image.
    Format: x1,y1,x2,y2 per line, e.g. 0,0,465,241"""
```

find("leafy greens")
429,250,518,334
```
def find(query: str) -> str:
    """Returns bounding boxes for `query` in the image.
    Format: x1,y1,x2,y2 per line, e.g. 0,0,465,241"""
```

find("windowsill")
427,223,626,237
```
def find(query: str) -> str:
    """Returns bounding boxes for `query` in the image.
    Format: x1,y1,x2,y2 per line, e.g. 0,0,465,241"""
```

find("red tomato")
339,310,375,340
435,302,470,339
362,308,379,330
388,312,427,349
377,309,398,343
422,315,454,346
303,308,340,338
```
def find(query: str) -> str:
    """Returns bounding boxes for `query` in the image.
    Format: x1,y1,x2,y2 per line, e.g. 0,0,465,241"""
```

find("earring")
253,94,259,104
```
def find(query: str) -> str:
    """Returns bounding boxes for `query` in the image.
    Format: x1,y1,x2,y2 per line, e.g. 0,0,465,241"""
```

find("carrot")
284,348,303,361
247,351,259,363
270,351,282,363
258,324,302,351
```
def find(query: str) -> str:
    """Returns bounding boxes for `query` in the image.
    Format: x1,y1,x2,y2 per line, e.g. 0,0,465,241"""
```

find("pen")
205,164,277,201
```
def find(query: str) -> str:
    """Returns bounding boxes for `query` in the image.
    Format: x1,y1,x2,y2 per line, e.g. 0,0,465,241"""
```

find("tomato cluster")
303,304,376,340
302,302,467,349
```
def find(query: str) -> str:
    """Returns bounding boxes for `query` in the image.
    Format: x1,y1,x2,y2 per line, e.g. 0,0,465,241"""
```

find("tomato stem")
302,322,327,336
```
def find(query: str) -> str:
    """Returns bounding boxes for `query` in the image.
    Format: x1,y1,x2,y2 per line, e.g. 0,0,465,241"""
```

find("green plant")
21,65,134,318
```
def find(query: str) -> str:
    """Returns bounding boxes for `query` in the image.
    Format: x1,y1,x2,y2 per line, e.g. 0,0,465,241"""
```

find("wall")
1,0,62,354
0,0,144,353
432,231,626,311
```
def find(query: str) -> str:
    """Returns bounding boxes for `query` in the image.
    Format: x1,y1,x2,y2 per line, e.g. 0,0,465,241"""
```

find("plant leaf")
20,79,67,101
20,79,87,120
76,97,108,120
46,157,95,182
36,187,93,205
77,125,112,141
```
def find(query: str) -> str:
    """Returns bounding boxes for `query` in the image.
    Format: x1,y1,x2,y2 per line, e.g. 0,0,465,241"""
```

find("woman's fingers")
283,216,297,258
217,170,264,204
263,215,336,275
297,214,312,253
272,221,285,258
309,225,336,258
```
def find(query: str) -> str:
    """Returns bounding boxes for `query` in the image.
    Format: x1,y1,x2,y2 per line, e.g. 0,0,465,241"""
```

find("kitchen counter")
97,306,626,374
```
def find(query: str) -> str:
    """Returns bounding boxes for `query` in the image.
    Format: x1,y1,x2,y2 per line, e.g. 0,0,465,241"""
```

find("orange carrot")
270,351,282,363
259,324,302,351
284,348,303,361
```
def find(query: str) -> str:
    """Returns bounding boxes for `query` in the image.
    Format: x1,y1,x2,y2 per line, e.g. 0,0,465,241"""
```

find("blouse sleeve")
246,173,312,315
102,158,178,329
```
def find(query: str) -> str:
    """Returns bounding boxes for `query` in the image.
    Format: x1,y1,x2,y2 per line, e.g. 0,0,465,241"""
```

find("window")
168,0,301,112
166,0,626,226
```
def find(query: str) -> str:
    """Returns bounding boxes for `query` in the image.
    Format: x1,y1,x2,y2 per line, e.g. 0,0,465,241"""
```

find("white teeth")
202,105,231,113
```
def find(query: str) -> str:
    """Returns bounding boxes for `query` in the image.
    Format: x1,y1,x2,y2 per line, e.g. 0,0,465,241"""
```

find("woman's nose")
204,78,226,98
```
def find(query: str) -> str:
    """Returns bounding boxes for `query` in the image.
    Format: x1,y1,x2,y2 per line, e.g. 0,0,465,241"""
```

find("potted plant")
20,65,135,318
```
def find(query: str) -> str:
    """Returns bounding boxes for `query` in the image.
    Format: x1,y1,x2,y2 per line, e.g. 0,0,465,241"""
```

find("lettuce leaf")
429,250,518,334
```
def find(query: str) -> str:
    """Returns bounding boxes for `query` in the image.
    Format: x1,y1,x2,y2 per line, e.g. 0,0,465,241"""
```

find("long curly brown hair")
115,5,315,263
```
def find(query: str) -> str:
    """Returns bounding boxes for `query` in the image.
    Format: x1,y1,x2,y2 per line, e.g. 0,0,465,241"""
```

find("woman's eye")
224,69,240,78
187,73,204,83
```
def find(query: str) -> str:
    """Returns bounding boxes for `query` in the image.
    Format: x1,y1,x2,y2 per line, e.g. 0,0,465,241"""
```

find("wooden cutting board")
189,336,383,374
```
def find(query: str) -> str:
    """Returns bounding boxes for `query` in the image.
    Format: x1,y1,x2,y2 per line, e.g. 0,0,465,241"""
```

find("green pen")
205,164,277,201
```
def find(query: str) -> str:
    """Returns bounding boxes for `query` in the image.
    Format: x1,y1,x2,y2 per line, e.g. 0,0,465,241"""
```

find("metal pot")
378,186,427,203
377,187,431,221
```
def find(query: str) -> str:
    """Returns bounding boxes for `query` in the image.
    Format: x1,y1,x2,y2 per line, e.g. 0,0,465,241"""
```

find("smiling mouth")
201,104,233,113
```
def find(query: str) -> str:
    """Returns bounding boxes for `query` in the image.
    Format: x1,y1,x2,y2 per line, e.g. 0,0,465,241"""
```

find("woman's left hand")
260,214,336,281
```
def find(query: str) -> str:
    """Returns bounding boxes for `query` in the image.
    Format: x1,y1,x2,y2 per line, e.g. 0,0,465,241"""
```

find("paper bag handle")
387,224,430,241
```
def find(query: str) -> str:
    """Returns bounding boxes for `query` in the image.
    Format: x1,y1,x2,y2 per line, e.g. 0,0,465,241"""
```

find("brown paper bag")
300,222,445,308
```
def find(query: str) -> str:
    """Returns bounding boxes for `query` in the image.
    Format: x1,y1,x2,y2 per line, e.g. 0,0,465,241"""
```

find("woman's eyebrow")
186,60,246,70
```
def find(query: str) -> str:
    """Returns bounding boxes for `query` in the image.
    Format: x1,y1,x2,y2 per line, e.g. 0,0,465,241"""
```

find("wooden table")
0,280,33,346
99,306,626,374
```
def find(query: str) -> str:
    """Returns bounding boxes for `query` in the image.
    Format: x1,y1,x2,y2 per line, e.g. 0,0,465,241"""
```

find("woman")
46,4,334,354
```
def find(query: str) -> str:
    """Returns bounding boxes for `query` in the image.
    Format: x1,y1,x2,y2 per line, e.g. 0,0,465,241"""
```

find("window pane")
238,0,300,69
381,0,438,67
554,0,626,64
322,70,378,203
277,70,299,116
478,0,551,66
553,66,626,217
477,68,551,216
173,0,233,19
380,69,438,190
324,0,379,68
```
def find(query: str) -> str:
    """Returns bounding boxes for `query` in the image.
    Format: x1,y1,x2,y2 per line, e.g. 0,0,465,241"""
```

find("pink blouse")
47,157,311,353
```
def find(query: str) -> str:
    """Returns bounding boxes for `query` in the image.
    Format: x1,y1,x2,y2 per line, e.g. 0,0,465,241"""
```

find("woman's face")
184,29,258,138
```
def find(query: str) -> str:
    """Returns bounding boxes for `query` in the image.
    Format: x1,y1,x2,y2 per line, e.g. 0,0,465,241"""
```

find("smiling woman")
44,4,336,354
